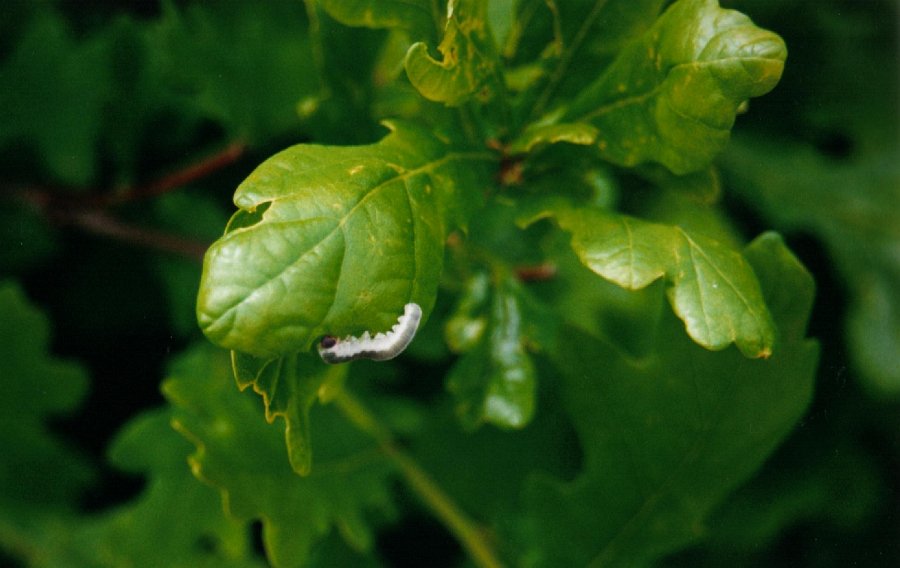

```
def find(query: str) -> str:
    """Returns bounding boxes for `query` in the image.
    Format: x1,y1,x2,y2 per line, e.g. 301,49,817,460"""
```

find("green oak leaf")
404,0,498,105
675,427,883,565
408,381,580,529
521,233,818,566
0,281,93,513
197,120,492,358
447,276,538,430
520,202,775,358
163,344,395,568
511,0,665,111
76,409,261,568
4,410,261,568
563,0,786,174
0,10,109,185
150,1,319,143
231,351,345,475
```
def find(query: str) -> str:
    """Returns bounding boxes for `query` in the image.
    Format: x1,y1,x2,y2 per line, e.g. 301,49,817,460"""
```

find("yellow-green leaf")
197,120,492,358
564,0,786,174
521,203,775,358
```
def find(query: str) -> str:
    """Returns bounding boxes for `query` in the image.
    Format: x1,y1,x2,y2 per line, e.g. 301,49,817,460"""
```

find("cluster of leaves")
1,0,897,567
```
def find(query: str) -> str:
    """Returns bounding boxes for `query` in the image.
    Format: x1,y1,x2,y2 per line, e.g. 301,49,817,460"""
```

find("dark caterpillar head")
320,335,338,349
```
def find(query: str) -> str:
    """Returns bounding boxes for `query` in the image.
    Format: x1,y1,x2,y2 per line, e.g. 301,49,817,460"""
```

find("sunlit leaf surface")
563,0,786,174
521,202,776,358
197,121,491,358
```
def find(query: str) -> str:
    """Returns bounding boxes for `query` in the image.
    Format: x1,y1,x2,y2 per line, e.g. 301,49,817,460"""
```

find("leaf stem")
334,390,505,568
61,209,209,260
530,0,609,119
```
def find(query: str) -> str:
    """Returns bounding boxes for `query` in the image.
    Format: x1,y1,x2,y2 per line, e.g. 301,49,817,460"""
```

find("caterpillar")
318,303,422,364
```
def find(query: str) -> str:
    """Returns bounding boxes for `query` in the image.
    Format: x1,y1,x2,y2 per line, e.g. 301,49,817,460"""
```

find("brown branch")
92,142,246,206
53,208,209,261
3,142,246,261
515,263,557,282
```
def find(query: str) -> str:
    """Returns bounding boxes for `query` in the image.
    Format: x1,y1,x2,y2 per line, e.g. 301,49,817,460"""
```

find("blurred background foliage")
0,0,897,566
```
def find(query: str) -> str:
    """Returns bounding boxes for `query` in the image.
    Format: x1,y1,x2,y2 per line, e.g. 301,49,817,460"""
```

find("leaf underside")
404,0,497,106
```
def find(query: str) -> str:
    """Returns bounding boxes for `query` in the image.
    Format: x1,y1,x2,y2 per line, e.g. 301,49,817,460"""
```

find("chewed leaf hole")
224,201,272,233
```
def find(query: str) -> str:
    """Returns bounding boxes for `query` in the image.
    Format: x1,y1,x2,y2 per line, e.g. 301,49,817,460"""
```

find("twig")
54,208,209,261
92,142,245,206
529,0,608,119
5,142,244,261
334,390,506,568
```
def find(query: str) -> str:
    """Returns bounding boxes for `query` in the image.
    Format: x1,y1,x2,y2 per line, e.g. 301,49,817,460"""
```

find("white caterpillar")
318,303,422,364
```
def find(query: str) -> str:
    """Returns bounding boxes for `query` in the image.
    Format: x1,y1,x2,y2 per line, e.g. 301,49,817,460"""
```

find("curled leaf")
522,234,817,566
404,0,497,105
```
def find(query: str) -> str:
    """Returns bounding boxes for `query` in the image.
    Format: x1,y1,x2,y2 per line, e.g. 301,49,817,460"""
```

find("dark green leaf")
520,201,775,358
164,344,395,567
529,233,668,358
671,427,883,566
513,0,665,113
0,202,58,273
635,186,742,250
100,17,166,183
563,0,786,174
0,281,93,511
634,164,721,205
197,121,492,358
409,380,580,528
70,410,262,568
150,192,230,337
149,1,319,143
521,233,818,566
723,137,900,393
301,3,392,144
404,0,500,106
